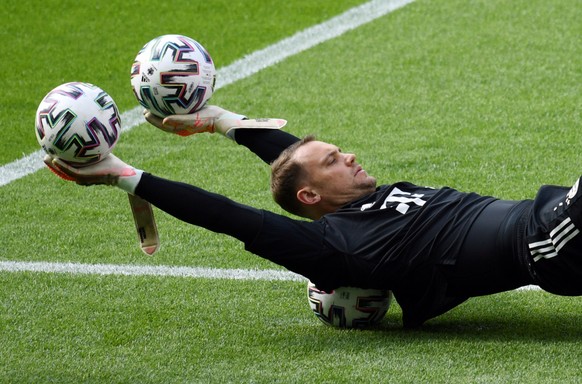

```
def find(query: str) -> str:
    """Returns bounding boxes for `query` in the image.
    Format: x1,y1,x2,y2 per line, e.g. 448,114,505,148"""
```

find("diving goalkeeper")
43,106,582,328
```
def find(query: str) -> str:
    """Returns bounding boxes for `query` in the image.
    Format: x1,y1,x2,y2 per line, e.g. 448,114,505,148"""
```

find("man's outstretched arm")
45,153,327,277
45,154,263,243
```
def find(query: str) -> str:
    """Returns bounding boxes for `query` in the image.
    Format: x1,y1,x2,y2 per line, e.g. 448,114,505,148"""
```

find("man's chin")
367,175,377,188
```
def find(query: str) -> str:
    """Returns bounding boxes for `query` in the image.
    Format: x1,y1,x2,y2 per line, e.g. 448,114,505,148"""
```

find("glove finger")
163,114,214,135
51,157,86,183
42,154,53,167
43,154,76,181
144,110,165,130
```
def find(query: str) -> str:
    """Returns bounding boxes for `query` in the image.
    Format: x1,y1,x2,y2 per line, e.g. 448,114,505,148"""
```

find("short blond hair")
270,135,316,217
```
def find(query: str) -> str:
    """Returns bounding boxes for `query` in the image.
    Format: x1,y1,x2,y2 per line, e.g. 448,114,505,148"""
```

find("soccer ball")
35,82,121,165
307,281,392,329
130,34,216,118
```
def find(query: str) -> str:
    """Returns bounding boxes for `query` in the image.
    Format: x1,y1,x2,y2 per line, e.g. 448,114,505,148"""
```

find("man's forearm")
135,173,264,244
233,129,300,164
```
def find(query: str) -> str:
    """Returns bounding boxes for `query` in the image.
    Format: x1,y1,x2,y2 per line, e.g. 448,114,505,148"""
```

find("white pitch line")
0,260,541,291
0,260,306,282
0,0,415,187
516,285,541,291
0,260,542,294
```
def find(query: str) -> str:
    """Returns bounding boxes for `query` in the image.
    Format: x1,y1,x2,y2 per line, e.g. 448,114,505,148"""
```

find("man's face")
294,140,377,209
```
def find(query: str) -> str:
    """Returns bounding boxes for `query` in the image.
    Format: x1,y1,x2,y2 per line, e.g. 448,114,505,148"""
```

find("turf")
1,0,581,382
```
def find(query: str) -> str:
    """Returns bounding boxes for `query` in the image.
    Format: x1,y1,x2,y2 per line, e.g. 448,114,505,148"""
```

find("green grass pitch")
1,0,581,382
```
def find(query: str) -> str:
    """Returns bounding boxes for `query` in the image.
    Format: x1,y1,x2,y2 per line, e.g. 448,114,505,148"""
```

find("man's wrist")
117,169,144,194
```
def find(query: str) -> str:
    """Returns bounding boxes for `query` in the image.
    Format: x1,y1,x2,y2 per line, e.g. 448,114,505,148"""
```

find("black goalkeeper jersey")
137,174,532,328
246,182,501,327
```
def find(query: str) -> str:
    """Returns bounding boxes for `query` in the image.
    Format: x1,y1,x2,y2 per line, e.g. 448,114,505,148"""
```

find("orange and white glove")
44,154,143,194
143,105,287,140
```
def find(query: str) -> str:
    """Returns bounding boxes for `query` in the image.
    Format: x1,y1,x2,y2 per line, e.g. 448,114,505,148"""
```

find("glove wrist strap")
117,169,144,194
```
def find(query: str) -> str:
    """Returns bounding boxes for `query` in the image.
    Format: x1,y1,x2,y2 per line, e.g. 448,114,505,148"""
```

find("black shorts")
526,177,582,295
445,199,534,297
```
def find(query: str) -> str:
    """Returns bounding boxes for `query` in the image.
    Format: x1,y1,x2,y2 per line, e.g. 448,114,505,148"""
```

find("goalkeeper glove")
143,105,287,140
44,154,143,194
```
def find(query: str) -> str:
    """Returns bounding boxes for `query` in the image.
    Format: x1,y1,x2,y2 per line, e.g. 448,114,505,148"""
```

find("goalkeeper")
44,106,582,328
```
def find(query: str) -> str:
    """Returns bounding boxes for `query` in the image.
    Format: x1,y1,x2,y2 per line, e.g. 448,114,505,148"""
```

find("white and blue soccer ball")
35,82,121,165
307,281,393,329
130,34,216,118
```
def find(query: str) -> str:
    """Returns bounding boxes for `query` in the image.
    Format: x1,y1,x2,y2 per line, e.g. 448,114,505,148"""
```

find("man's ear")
297,187,321,205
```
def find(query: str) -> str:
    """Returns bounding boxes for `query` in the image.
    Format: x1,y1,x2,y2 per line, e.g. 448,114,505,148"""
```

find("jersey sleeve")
245,211,351,290
233,129,300,164
135,173,347,289
136,173,263,243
